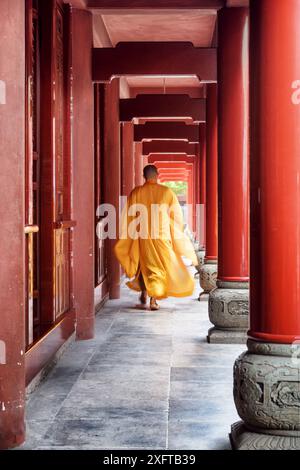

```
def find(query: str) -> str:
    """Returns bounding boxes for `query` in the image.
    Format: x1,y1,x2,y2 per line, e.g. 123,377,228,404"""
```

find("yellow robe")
114,181,198,300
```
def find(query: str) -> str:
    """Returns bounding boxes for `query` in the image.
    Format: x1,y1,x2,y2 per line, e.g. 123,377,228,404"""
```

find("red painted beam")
120,95,206,122
158,168,191,175
134,122,200,142
148,153,195,163
137,117,194,125
157,167,190,172
93,43,216,82
130,87,205,99
87,1,224,10
86,0,226,11
159,169,188,174
143,140,199,156
160,176,188,182
155,161,190,168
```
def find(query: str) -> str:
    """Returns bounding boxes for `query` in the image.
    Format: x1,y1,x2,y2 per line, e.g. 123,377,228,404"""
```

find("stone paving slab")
20,281,245,450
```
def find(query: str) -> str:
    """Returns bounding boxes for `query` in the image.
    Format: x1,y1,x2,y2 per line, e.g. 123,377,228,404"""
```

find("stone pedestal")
199,260,217,301
195,247,205,275
207,281,249,344
230,340,300,450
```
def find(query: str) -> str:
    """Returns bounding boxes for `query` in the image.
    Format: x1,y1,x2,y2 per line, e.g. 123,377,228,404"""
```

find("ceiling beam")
155,162,191,169
87,0,224,10
120,95,206,122
93,42,216,82
148,154,195,163
143,140,199,156
134,122,200,142
130,86,205,99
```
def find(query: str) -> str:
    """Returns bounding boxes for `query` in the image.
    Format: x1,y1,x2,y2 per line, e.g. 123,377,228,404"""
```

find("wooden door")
25,0,74,348
94,84,107,287
25,0,41,347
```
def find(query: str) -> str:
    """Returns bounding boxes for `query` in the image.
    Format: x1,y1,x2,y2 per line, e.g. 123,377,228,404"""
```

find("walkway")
20,279,245,450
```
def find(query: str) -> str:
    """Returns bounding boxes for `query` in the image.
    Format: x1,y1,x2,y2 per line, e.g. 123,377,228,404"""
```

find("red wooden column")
231,0,300,450
193,151,200,239
72,9,95,339
208,7,249,344
187,168,194,232
199,123,206,251
0,0,26,449
104,78,121,299
199,84,218,299
135,142,144,187
122,122,135,197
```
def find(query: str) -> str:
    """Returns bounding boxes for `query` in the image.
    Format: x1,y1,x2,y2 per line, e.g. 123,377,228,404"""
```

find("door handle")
24,225,39,234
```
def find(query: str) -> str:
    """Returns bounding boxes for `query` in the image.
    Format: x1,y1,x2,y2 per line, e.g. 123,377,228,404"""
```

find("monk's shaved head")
143,165,158,180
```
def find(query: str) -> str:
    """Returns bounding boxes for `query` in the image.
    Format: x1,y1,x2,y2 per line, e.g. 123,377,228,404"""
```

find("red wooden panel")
72,8,95,338
93,42,216,82
143,140,199,156
148,153,195,163
134,122,200,142
87,0,224,10
54,228,71,318
25,309,75,385
39,0,73,330
120,95,206,122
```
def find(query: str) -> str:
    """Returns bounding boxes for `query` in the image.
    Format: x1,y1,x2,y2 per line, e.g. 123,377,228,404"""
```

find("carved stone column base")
207,281,249,344
207,327,247,344
230,421,300,450
198,292,209,302
199,260,217,294
232,340,300,450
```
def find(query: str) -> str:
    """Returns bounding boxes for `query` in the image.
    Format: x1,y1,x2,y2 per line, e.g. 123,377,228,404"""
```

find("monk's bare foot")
150,297,160,311
140,290,147,305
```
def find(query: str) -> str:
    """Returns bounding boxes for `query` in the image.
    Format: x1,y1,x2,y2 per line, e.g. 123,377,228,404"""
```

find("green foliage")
163,181,187,196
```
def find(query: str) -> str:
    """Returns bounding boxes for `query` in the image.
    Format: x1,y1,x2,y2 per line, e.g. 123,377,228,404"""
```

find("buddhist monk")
115,165,198,310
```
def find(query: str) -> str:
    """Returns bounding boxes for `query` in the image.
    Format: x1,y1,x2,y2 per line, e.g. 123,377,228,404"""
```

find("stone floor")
20,278,245,450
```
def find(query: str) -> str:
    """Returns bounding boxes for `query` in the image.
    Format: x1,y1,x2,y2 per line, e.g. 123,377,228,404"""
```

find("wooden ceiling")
99,11,217,47
65,0,249,96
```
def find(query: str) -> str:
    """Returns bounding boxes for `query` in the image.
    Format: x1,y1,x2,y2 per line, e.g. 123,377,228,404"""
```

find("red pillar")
199,84,218,297
122,122,135,197
232,0,300,449
249,1,300,344
217,8,249,284
190,165,196,233
205,84,218,263
187,169,194,231
135,142,144,187
208,7,249,344
0,0,26,448
104,78,121,299
72,9,95,339
194,155,199,239
199,123,206,249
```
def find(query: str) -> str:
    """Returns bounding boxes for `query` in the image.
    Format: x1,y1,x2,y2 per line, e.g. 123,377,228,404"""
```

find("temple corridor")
20,282,243,450
1,0,300,453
